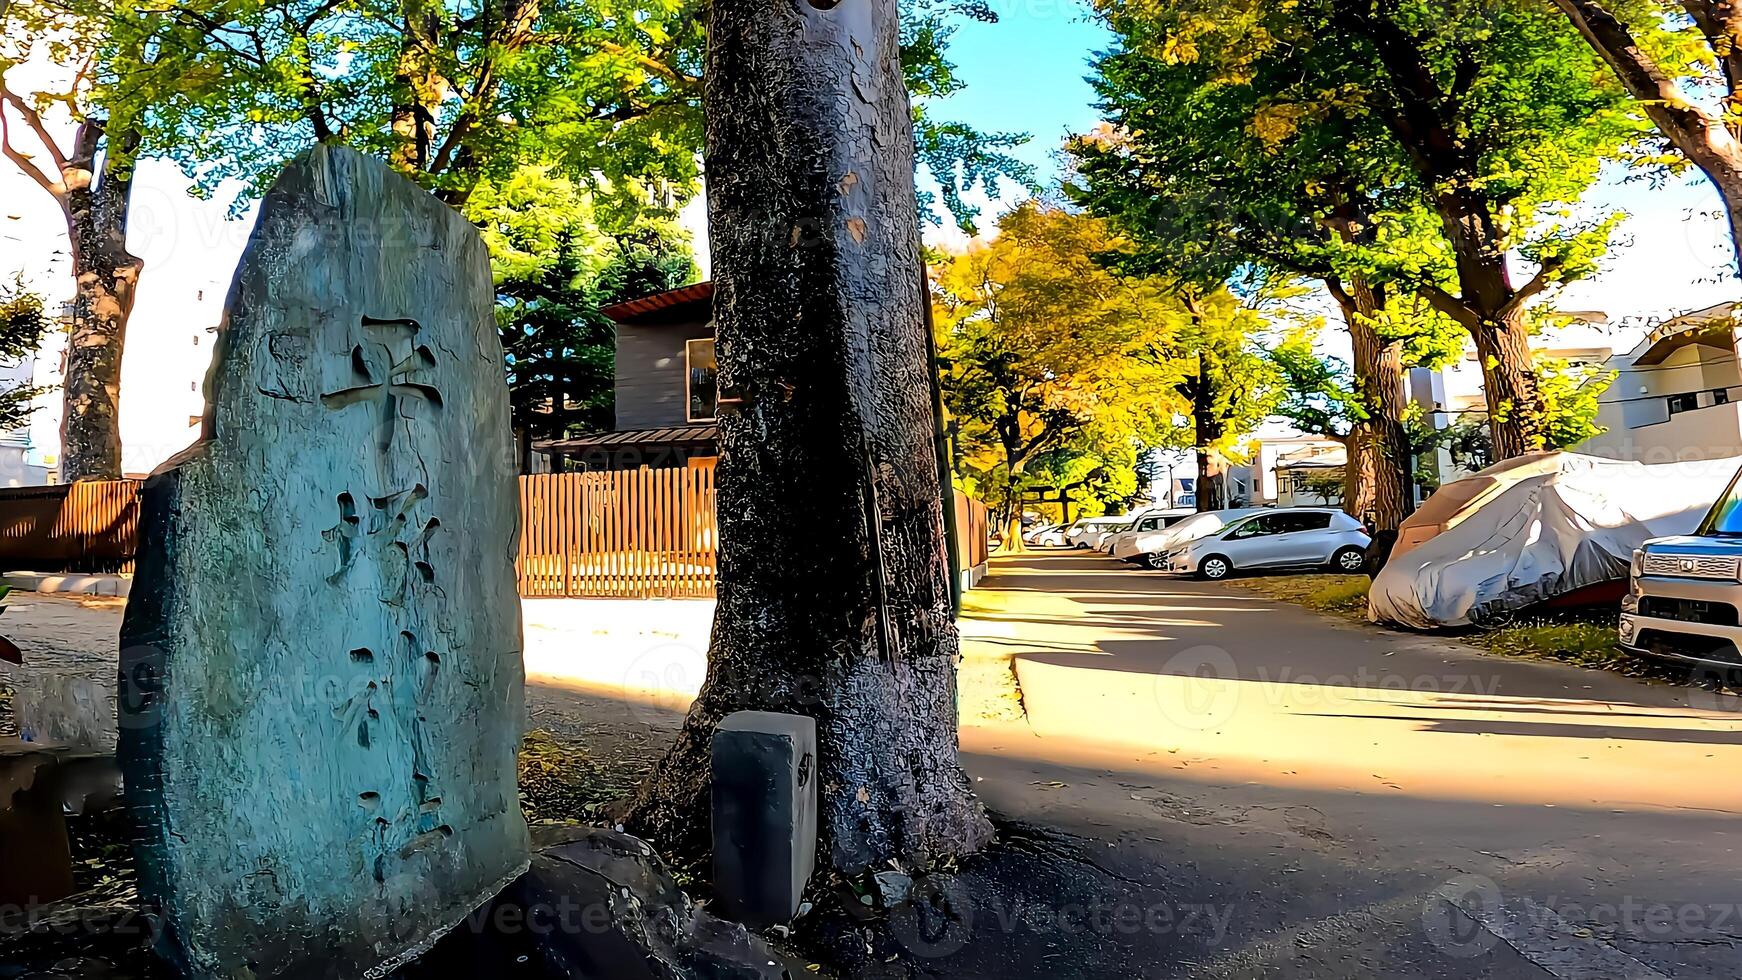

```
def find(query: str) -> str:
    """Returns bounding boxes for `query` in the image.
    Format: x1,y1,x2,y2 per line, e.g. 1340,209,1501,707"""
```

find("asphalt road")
927,550,1742,980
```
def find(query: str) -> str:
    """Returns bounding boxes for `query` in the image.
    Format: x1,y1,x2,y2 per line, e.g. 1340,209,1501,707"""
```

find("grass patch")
517,729,643,825
1237,574,1372,620
1474,613,1629,669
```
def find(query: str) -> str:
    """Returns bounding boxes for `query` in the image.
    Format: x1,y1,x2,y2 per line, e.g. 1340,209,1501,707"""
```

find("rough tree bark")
1551,0,1742,278
1327,276,1411,530
61,123,141,481
1,95,140,481
625,0,992,872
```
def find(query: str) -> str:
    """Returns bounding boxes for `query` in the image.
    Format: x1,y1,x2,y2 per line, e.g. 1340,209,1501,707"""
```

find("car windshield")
1698,466,1742,536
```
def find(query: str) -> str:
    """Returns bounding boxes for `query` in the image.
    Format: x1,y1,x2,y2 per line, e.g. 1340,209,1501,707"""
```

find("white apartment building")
1578,302,1742,464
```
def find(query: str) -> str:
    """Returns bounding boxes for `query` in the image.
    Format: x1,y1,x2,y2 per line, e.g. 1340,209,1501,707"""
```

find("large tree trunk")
1439,191,1547,461
1472,314,1544,460
60,123,141,482
1334,280,1412,530
625,0,991,872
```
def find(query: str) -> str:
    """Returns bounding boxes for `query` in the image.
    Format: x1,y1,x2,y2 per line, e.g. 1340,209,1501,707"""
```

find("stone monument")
119,146,529,979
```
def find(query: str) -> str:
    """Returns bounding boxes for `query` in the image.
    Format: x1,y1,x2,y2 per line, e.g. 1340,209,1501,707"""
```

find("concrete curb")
3,572,132,598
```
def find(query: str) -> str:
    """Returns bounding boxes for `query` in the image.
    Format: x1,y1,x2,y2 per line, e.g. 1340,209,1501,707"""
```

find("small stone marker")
118,146,528,979
711,711,817,928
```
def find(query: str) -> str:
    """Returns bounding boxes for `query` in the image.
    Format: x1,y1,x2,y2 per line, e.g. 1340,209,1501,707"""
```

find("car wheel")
1199,555,1232,581
1141,553,1166,570
1332,546,1366,574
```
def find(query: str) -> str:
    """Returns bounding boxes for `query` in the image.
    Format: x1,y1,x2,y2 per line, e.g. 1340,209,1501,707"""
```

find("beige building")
1579,302,1742,464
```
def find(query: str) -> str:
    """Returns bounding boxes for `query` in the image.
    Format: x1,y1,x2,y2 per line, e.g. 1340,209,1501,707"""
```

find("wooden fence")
953,490,990,573
518,465,719,598
0,470,974,598
0,480,143,573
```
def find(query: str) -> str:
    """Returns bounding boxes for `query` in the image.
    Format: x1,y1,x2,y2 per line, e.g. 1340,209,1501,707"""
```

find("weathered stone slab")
118,145,528,979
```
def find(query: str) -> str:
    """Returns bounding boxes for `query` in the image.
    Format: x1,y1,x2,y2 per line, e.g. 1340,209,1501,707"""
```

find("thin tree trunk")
60,123,141,482
996,456,1027,554
625,0,991,872
1189,350,1227,512
1331,278,1411,529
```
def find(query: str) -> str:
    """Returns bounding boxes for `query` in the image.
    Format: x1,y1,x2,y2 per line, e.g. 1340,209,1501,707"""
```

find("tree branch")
1,90,68,174
0,97,65,200
1416,283,1480,331
1496,256,1564,320
1550,0,1737,160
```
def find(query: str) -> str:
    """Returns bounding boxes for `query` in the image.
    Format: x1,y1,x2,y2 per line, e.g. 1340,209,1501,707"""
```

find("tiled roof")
535,425,718,452
599,281,715,323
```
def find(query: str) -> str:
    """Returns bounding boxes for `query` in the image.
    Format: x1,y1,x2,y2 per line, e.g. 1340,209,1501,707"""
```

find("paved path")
938,551,1742,979
8,565,1740,977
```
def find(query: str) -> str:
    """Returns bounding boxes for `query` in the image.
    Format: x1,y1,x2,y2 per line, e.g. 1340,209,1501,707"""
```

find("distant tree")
468,168,695,466
1297,468,1347,505
1148,289,1283,511
931,203,1184,547
1074,0,1640,465
0,278,54,431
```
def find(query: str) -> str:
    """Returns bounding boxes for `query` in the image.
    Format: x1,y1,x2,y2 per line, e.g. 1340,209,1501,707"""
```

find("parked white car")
1163,509,1371,580
1115,508,1264,568
1066,517,1129,549
1105,509,1197,562
1023,523,1071,548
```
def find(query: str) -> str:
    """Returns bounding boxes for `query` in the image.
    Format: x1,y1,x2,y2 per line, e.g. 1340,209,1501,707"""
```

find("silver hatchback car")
1165,508,1371,580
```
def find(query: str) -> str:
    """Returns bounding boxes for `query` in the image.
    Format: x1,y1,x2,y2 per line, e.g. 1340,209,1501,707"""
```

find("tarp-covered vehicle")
1369,453,1740,629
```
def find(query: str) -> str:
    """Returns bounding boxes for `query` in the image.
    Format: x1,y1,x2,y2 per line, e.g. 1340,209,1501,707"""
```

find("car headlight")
1631,548,1645,578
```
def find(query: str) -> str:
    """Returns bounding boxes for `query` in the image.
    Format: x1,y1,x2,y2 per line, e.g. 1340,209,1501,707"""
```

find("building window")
1715,387,1733,406
686,337,718,422
1668,392,1700,416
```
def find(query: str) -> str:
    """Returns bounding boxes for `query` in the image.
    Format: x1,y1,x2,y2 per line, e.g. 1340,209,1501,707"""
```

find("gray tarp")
1369,453,1741,629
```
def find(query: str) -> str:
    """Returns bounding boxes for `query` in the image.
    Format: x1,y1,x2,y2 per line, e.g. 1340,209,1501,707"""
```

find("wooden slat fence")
0,480,143,573
954,490,990,572
518,465,719,598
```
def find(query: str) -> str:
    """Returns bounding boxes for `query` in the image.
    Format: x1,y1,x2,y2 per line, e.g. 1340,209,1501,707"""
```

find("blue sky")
941,0,1112,186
